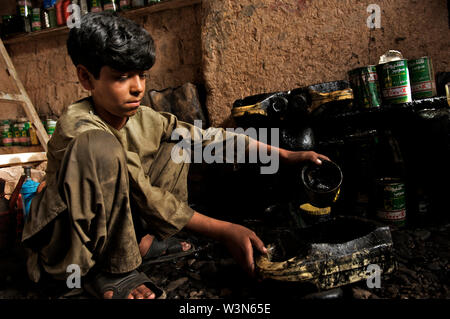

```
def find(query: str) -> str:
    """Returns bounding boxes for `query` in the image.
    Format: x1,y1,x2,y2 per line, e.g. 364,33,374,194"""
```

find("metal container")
301,159,343,209
1,120,13,147
408,57,437,100
31,7,41,31
375,177,406,225
377,59,412,104
348,65,382,108
46,118,57,137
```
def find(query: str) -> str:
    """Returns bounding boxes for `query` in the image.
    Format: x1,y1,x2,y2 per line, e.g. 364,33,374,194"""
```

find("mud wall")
202,0,450,126
3,3,202,118
2,0,449,126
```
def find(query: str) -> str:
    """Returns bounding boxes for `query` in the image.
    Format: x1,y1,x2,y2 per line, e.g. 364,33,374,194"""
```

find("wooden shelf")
3,25,69,45
0,147,47,168
2,0,202,45
0,145,44,155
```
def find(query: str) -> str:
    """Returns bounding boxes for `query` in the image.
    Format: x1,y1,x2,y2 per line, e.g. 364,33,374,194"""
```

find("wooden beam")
0,152,47,168
2,26,69,45
123,0,202,18
3,0,203,44
0,92,25,102
0,39,49,151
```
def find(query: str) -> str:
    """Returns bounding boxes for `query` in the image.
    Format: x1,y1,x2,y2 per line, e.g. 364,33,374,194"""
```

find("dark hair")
67,12,155,78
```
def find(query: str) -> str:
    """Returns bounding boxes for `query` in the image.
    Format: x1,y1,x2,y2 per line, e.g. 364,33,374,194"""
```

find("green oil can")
348,65,382,108
408,57,436,100
377,59,412,104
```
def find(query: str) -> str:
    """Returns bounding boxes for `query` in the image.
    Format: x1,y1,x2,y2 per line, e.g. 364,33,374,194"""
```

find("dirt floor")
0,214,449,301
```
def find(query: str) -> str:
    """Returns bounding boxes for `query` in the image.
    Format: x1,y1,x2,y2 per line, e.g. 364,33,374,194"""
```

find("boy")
22,12,329,299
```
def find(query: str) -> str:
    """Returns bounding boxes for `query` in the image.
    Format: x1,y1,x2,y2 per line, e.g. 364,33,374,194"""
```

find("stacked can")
119,0,132,10
408,57,437,100
12,122,21,146
31,7,41,31
375,177,407,226
28,124,39,146
377,59,412,104
20,120,31,146
46,118,57,137
1,120,13,147
348,65,382,108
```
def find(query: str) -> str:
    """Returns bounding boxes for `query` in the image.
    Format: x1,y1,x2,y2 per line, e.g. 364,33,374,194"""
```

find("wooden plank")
0,38,49,151
0,92,26,102
0,152,47,168
2,26,69,45
3,0,203,45
0,48,20,94
122,0,202,18
0,146,44,155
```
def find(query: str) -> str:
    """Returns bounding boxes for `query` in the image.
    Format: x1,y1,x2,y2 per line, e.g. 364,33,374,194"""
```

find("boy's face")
82,65,148,128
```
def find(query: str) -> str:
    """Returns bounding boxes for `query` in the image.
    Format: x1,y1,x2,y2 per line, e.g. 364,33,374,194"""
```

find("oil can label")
349,66,381,108
377,60,412,104
377,209,406,222
103,3,116,11
376,179,406,213
409,57,436,99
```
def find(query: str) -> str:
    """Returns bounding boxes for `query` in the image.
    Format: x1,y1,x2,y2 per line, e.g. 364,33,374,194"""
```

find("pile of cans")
1,117,56,147
348,53,437,109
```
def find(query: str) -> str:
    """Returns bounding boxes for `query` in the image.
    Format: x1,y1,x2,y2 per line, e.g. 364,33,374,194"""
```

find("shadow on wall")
147,82,209,128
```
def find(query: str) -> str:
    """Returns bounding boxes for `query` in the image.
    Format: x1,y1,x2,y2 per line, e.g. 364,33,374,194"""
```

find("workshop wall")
3,0,449,125
202,0,450,126
4,3,202,118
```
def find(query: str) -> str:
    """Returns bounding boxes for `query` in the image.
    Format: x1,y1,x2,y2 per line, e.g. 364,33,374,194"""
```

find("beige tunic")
22,97,249,281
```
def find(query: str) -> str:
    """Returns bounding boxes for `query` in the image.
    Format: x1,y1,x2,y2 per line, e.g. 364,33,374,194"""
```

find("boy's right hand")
37,181,46,193
185,212,267,277
220,222,267,277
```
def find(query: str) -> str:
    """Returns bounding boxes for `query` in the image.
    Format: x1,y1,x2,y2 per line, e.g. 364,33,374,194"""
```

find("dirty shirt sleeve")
159,111,253,164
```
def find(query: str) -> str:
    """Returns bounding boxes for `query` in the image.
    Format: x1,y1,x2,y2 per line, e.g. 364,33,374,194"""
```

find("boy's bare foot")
102,235,190,299
138,234,191,257
103,284,155,299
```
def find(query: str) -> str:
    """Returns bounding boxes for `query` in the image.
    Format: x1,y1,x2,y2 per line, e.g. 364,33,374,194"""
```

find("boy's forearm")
248,139,329,164
184,211,231,242
248,139,292,163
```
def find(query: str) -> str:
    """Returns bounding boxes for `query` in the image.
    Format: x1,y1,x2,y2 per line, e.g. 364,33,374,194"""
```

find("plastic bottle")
31,7,41,31
21,120,31,146
55,0,64,26
119,0,131,10
17,0,32,33
20,166,39,222
90,0,103,12
103,0,117,12
77,0,89,15
28,124,39,146
43,0,57,28
0,178,13,252
62,0,71,25
131,0,145,8
12,122,21,146
1,120,13,147
46,118,57,137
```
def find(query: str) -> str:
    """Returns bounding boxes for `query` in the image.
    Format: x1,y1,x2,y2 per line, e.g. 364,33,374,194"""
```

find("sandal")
84,269,166,299
140,237,196,266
